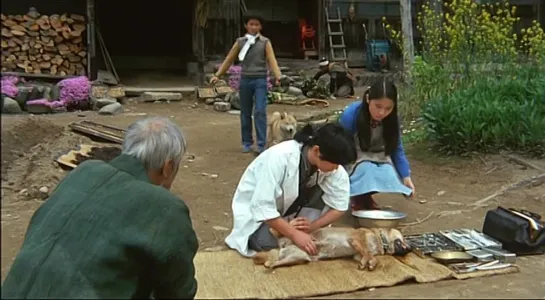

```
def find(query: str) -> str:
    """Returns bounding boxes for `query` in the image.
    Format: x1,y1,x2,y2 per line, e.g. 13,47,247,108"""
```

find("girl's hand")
291,230,318,256
403,177,416,197
289,217,310,232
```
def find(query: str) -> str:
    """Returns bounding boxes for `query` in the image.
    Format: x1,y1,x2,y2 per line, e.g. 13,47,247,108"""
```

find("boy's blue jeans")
239,76,268,151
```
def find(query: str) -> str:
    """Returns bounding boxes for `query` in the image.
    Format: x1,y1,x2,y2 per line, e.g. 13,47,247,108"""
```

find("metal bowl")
351,210,407,228
431,250,474,265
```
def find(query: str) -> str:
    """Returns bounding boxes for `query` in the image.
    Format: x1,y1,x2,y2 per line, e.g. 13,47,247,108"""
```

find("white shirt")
224,140,351,257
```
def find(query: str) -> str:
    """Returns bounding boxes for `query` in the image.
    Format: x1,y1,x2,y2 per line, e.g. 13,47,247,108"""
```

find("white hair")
122,117,187,170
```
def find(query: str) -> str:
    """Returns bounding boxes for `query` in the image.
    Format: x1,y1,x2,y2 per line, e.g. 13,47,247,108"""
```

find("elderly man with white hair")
2,117,198,299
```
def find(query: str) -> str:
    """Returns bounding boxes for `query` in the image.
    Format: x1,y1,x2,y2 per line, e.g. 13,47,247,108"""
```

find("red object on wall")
299,18,316,50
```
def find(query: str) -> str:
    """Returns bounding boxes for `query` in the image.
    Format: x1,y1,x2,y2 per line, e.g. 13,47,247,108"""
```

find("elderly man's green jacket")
1,154,199,299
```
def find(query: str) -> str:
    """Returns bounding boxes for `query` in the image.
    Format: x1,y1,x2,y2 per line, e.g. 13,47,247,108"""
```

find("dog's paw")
368,257,379,271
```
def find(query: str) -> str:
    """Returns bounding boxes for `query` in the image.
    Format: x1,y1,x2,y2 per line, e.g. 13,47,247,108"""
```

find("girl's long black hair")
356,78,400,156
294,123,357,166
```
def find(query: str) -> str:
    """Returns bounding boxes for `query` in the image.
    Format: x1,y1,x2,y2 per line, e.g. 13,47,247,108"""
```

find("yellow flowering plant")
383,0,545,156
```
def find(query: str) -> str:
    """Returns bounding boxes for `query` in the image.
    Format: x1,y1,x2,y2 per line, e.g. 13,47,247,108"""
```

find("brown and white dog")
267,111,298,148
252,227,412,271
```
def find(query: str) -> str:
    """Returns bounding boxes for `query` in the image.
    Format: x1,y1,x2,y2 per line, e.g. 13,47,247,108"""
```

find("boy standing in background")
211,12,282,154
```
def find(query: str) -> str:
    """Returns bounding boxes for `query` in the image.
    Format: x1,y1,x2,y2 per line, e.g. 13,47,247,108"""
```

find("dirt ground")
1,98,545,299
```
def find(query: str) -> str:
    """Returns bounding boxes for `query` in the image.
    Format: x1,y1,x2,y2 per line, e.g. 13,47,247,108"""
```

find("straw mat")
194,249,519,299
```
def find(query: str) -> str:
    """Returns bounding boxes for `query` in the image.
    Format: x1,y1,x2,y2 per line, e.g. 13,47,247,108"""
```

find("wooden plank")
56,144,95,169
68,120,125,144
198,87,217,99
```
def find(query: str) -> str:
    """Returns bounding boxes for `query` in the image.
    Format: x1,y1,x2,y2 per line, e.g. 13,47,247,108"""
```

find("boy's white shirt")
224,140,351,257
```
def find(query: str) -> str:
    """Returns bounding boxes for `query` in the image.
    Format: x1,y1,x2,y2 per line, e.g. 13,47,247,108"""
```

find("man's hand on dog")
289,217,310,232
291,230,318,256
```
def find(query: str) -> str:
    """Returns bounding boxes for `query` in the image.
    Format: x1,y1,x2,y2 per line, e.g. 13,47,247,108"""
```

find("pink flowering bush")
58,76,90,104
26,98,66,108
26,76,90,111
217,64,272,91
1,76,20,97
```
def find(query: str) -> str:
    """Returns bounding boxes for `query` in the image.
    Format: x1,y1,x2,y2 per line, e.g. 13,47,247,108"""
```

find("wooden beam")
318,0,325,58
400,0,415,73
86,0,97,81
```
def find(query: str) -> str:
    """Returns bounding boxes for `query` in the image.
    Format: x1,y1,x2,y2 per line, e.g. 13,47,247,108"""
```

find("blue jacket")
338,101,411,179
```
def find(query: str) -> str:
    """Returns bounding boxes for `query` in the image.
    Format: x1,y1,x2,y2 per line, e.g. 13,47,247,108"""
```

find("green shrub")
422,67,545,155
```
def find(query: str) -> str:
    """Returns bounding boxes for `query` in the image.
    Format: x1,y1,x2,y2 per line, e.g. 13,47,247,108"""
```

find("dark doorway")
95,0,195,85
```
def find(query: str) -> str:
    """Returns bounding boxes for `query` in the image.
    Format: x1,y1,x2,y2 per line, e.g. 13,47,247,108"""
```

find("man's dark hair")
243,11,265,25
356,78,399,156
294,123,357,166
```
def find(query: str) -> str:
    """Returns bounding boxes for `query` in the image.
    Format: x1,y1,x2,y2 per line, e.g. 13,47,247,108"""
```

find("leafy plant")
382,0,545,156
422,68,545,155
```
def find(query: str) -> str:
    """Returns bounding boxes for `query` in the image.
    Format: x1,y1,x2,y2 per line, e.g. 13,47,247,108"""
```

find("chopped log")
50,15,62,29
27,7,40,19
1,11,87,75
2,27,13,37
72,24,86,32
11,24,26,32
39,61,51,69
71,14,85,22
11,30,25,36
3,19,18,27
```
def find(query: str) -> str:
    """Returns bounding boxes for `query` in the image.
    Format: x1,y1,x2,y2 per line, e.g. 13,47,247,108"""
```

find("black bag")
482,206,545,255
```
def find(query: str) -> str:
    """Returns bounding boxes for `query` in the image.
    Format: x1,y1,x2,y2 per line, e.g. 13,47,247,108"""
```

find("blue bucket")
366,39,391,72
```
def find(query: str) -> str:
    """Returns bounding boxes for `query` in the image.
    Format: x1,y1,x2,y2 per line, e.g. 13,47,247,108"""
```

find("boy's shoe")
242,145,253,153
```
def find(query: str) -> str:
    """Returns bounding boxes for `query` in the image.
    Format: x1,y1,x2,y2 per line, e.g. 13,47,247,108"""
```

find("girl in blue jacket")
338,78,415,211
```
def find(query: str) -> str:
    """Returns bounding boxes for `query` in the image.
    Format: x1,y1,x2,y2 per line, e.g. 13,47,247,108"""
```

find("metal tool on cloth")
440,229,502,250
450,260,512,274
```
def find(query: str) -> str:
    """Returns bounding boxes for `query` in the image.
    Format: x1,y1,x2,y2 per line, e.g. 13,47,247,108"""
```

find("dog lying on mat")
267,111,298,148
253,227,412,271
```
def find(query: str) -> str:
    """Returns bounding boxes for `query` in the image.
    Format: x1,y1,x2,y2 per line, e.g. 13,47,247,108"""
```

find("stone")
107,86,125,98
95,98,117,109
39,186,49,194
213,101,231,112
139,92,182,102
2,97,23,114
26,103,52,114
98,102,123,115
91,85,109,98
205,98,216,105
15,85,33,107
286,86,304,96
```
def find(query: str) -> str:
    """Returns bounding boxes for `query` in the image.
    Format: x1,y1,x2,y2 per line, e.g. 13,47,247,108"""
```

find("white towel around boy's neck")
238,33,260,62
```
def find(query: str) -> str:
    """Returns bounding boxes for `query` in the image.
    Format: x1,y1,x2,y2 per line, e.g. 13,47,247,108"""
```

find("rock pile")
201,66,332,113
0,75,126,115
90,84,126,115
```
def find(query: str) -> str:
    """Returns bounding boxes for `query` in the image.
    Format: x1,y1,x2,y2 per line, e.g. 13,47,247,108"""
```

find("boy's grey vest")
236,36,269,77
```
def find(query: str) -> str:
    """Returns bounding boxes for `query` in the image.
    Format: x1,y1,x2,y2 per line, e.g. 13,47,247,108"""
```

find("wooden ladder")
325,6,347,62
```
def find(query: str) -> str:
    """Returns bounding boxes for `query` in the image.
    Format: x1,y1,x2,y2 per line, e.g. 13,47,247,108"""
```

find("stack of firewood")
1,7,87,76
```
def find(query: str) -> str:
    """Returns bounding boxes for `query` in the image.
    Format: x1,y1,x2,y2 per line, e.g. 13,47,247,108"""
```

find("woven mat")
194,250,519,299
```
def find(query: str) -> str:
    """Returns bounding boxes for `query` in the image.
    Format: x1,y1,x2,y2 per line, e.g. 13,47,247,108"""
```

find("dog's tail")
252,251,270,265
